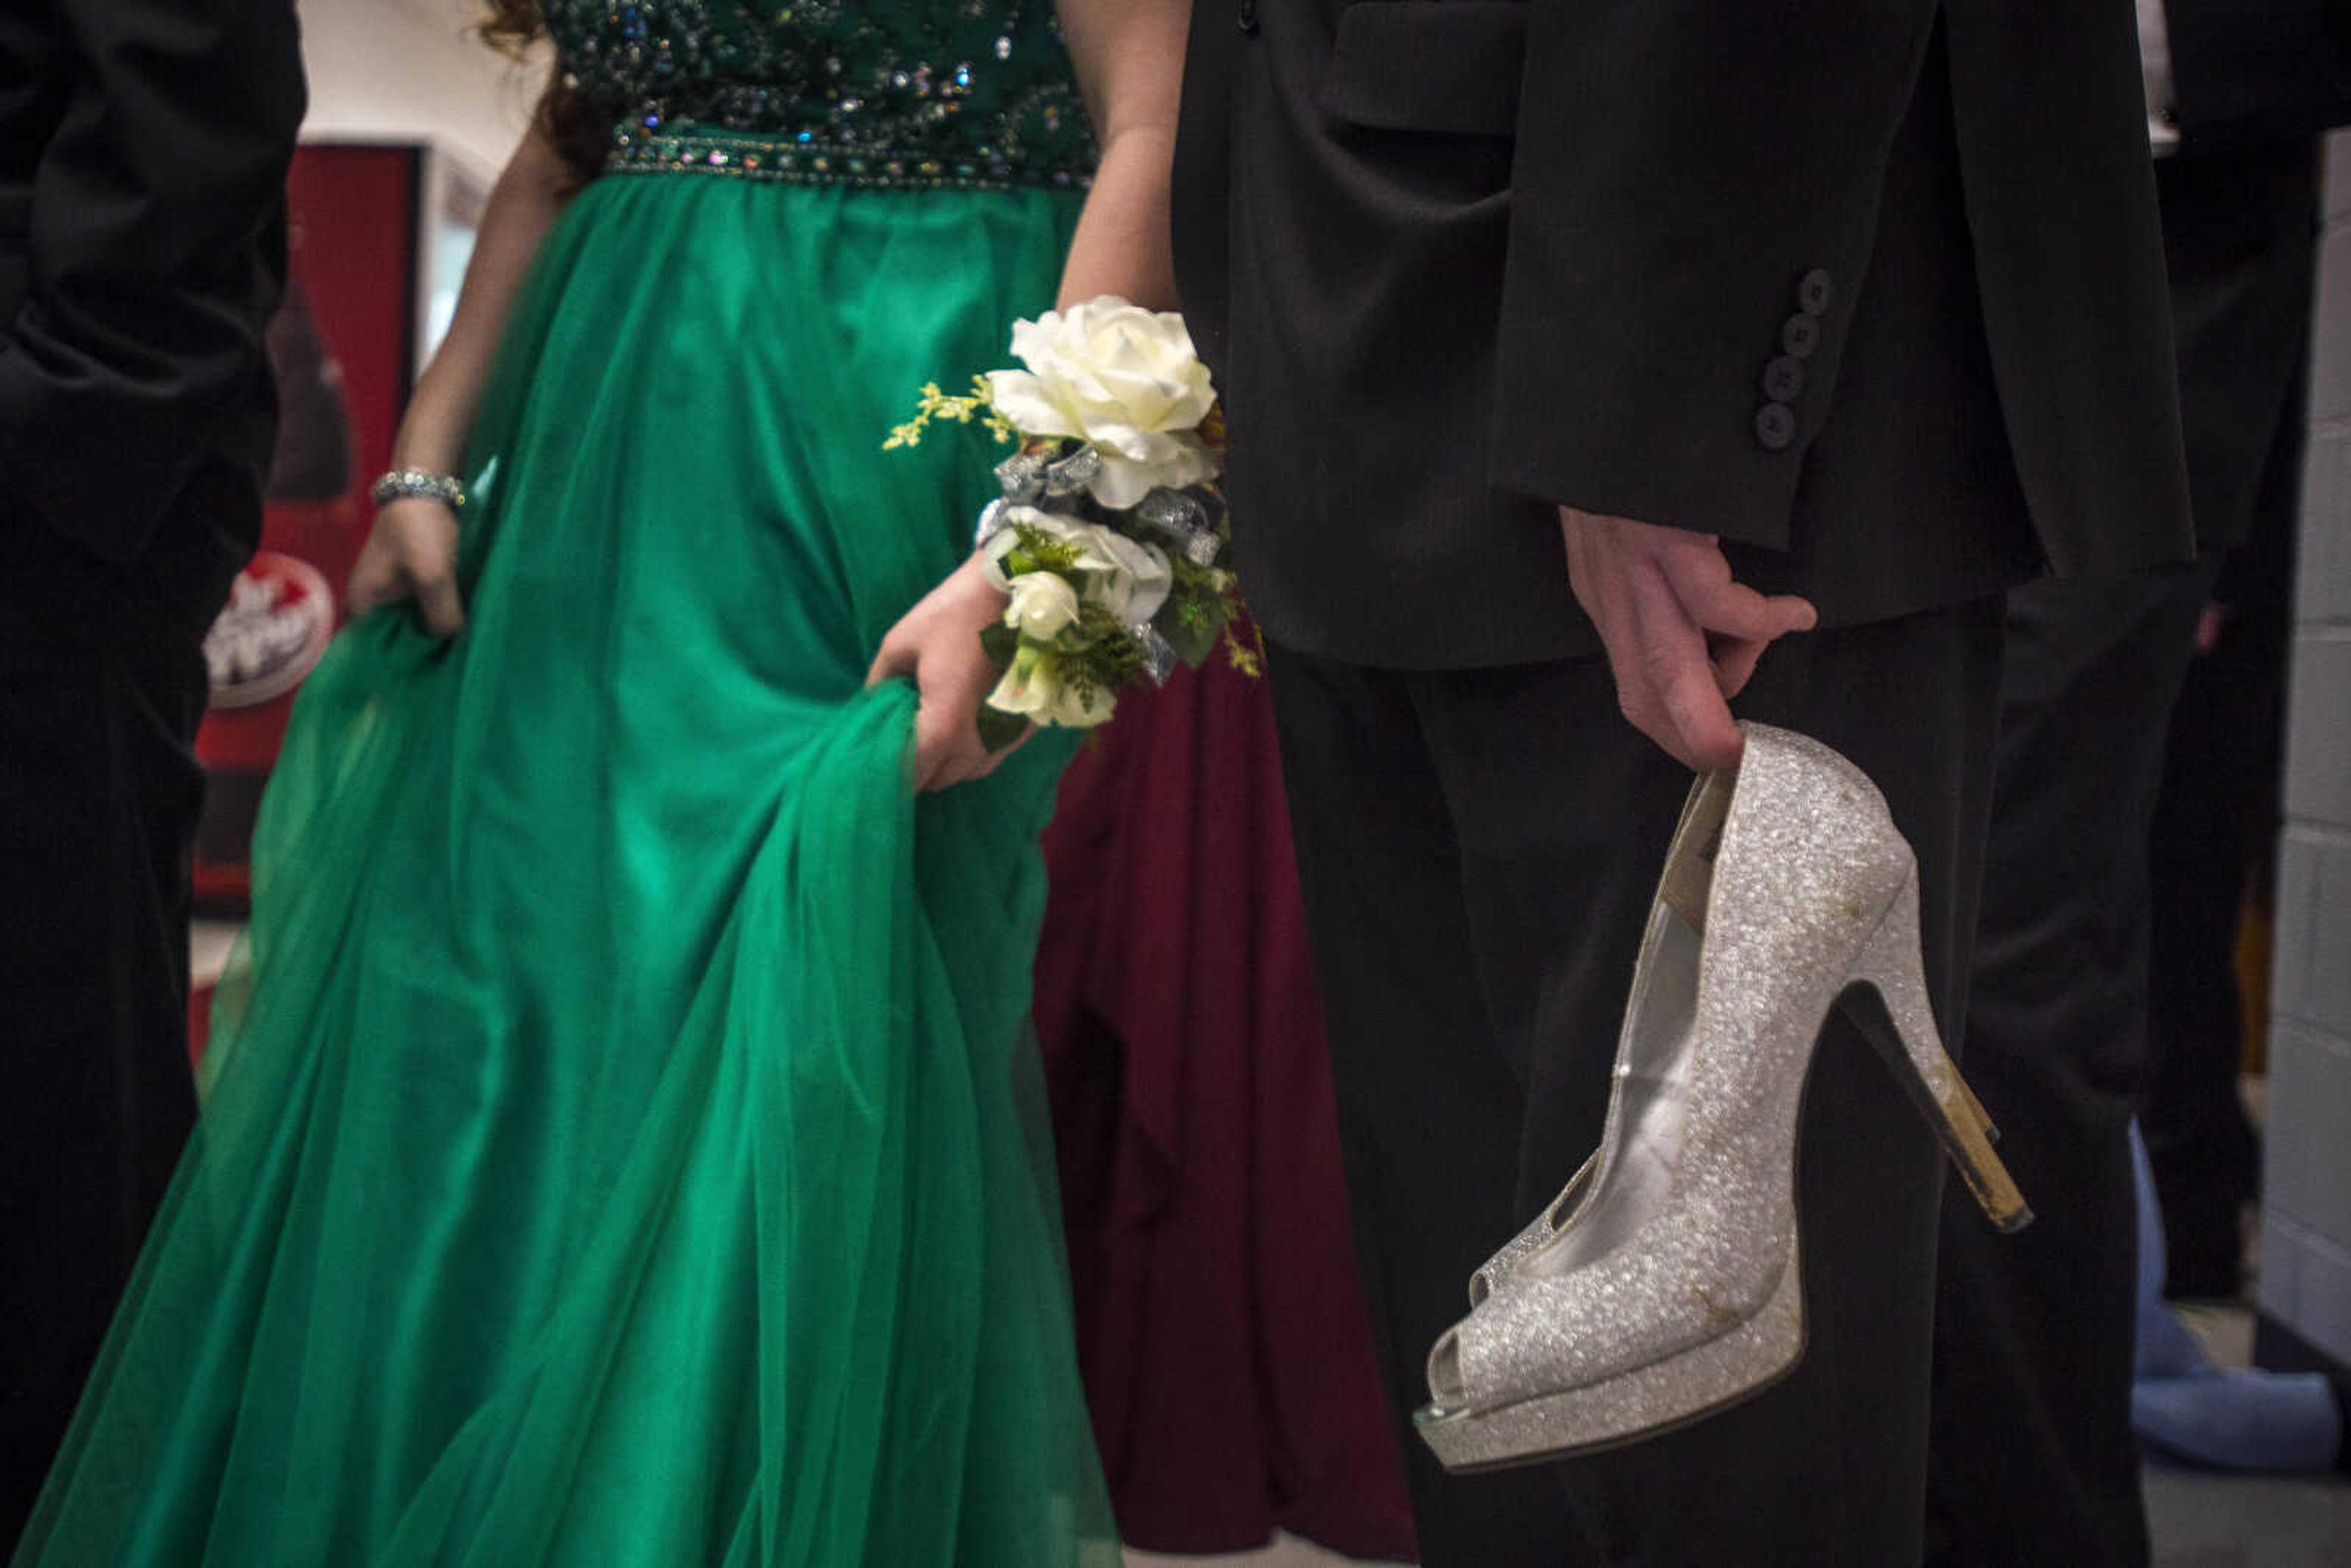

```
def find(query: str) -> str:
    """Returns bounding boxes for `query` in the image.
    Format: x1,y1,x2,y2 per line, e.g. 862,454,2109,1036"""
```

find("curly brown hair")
479,0,607,184
478,0,541,50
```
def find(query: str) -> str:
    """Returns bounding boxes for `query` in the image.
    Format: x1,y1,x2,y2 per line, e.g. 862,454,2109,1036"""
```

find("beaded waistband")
603,126,1092,193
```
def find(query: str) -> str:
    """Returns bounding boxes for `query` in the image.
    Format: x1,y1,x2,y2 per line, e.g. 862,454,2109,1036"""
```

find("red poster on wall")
193,142,483,912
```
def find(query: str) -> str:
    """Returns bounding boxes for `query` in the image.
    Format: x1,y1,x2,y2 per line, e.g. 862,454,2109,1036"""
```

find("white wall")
297,0,542,182
2259,132,2351,1374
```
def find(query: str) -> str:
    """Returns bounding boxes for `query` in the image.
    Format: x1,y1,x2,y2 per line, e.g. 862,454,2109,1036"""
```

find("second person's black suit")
1,0,304,1545
1172,0,2195,1561
1175,0,2190,670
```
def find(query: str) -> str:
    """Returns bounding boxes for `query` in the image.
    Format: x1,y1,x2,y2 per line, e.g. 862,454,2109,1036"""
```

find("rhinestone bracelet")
370,469,468,511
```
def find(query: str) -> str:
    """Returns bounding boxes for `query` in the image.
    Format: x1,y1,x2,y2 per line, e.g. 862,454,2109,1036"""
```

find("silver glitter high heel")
1467,1152,1595,1308
1460,762,1840,1310
1415,722,2028,1473
1461,771,2003,1313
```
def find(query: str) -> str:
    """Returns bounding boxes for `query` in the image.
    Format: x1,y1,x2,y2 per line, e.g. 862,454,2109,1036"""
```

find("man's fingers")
1678,571,1817,643
1561,520,1595,607
1559,506,1788,772
1623,574,1736,770
1708,633,1771,699
1591,572,1682,762
1659,655,1743,773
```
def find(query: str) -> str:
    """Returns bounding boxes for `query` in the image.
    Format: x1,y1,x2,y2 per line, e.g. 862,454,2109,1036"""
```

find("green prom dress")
15,3,1117,1562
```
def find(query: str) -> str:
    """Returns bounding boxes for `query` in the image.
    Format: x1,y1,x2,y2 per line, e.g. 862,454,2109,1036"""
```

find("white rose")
986,297,1221,509
986,646,1117,730
980,506,1090,591
1002,571,1083,641
1078,530,1173,628
981,506,1081,591
981,508,1173,629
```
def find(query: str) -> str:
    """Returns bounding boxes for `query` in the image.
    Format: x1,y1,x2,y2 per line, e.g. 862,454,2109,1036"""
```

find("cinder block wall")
2258,132,2351,1375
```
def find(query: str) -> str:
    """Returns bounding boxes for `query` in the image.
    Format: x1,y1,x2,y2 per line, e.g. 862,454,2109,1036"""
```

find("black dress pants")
1267,599,2004,1567
1922,137,2323,1568
2140,138,2319,1297
0,510,241,1547
2142,579,2281,1297
1924,563,2214,1568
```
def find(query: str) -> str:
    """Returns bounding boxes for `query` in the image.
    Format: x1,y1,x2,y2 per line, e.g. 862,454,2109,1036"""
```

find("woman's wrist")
953,547,1010,605
371,468,469,511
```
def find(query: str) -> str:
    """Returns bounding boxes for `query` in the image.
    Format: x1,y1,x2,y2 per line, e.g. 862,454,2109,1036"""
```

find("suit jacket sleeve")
1485,0,1941,549
0,0,306,566
2164,0,2351,151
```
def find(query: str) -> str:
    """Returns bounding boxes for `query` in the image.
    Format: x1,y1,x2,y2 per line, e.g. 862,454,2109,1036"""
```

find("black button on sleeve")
1798,269,1834,317
1753,402,1798,451
1780,313,1820,359
1761,356,1807,403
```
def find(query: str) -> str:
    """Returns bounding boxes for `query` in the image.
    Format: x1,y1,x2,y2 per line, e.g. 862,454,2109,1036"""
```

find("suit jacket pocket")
1319,1,1527,137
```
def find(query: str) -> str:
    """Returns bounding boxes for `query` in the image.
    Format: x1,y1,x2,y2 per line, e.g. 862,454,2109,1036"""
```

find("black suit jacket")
2152,0,2344,553
1174,0,2196,669
0,0,305,573
2165,0,2351,153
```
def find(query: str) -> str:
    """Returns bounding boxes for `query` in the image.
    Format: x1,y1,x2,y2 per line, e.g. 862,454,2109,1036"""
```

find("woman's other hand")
349,498,466,637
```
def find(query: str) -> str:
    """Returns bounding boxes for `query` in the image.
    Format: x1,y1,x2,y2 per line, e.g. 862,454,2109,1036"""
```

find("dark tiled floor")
2142,1304,2350,1567
1129,1469,2351,1568
2145,1465,2351,1567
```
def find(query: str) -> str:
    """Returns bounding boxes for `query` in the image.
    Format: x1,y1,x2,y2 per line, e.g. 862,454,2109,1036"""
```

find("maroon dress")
1035,647,1417,1561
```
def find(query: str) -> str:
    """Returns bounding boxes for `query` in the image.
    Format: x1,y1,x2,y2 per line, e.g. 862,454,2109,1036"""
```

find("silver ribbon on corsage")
1128,623,1179,686
1041,444,1102,497
976,495,1180,687
1131,488,1223,567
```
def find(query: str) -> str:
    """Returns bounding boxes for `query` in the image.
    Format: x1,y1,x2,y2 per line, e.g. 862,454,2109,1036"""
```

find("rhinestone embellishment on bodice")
547,0,1097,190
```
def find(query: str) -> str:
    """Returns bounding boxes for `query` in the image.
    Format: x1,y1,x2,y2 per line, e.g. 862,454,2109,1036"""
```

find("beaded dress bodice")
549,0,1097,190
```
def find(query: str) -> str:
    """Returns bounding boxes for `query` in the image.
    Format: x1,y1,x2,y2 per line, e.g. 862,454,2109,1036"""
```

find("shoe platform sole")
1414,1240,1805,1474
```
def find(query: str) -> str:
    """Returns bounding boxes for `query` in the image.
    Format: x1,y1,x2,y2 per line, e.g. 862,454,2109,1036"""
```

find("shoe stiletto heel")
1415,724,2029,1473
1957,1064,2000,1142
1843,875,2031,1232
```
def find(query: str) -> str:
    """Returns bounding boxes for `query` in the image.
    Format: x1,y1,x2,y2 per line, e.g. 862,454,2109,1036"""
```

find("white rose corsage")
887,296,1254,749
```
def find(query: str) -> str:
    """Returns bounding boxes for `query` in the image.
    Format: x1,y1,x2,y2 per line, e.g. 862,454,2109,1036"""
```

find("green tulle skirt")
15,171,1118,1566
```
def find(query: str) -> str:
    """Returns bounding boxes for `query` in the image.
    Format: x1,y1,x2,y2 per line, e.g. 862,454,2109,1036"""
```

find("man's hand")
866,552,1032,792
349,498,465,637
1560,508,1817,772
